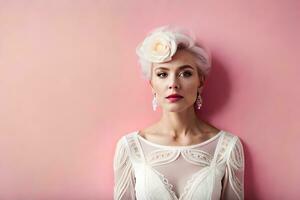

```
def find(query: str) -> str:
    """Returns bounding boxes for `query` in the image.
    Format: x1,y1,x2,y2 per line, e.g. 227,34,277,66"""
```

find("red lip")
166,94,183,98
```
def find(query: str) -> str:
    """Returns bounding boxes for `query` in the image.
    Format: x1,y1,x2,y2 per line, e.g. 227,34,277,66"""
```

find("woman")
113,25,245,200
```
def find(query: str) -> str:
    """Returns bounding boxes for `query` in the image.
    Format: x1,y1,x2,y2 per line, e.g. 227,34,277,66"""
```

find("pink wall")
0,0,299,199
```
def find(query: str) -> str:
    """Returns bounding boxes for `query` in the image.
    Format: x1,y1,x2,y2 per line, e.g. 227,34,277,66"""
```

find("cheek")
182,80,198,91
182,85,198,99
157,88,166,97
152,84,165,96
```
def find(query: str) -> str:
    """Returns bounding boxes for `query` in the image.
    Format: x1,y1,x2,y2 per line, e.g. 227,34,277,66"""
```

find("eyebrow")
154,65,194,71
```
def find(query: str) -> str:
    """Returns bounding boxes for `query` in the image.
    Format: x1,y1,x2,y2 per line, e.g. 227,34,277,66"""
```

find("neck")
158,106,202,138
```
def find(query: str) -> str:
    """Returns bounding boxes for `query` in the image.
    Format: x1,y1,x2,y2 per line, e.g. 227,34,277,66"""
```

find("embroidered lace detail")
113,137,136,200
147,149,180,166
229,138,244,170
216,132,235,164
146,148,213,167
179,167,207,199
151,168,179,199
126,134,144,162
227,137,244,200
181,149,212,166
231,169,242,193
113,138,128,171
116,131,244,200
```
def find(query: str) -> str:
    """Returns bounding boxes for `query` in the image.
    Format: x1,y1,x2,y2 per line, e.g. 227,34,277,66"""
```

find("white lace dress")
113,130,245,200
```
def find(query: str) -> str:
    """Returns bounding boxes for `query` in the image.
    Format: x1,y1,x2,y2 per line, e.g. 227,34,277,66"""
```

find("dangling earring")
152,93,158,111
196,88,203,110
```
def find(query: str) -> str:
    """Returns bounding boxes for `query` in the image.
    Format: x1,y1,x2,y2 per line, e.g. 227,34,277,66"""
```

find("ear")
198,74,205,88
148,80,155,94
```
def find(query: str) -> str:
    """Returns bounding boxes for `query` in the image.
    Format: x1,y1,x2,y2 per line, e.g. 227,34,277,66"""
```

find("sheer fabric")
113,130,245,200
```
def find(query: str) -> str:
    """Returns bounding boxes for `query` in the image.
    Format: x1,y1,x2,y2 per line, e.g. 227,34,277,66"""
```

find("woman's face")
149,49,205,112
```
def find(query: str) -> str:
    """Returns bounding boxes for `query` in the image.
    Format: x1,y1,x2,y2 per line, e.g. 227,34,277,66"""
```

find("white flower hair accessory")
136,26,194,63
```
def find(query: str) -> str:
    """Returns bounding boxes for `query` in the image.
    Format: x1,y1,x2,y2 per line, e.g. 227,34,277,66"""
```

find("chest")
123,131,234,200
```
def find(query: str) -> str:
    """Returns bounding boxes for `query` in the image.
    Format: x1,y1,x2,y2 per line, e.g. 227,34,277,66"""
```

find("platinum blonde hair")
135,25,212,81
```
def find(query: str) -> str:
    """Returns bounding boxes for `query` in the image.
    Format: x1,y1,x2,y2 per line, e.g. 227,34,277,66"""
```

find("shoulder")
116,130,138,142
114,130,139,149
221,130,244,156
222,130,243,143
113,131,138,166
222,131,245,167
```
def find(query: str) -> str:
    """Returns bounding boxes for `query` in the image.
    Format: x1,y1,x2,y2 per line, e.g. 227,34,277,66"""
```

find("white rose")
136,30,178,63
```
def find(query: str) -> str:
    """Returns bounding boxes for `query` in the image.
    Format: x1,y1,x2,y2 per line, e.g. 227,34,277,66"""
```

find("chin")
163,104,190,112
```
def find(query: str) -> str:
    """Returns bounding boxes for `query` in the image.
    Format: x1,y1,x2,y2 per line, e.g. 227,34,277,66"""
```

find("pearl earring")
152,93,158,111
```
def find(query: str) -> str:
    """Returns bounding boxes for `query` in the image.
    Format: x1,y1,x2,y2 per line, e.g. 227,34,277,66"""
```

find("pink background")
0,0,299,199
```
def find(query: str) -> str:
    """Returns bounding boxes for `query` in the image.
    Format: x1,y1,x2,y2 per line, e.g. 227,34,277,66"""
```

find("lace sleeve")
113,137,136,200
221,136,245,200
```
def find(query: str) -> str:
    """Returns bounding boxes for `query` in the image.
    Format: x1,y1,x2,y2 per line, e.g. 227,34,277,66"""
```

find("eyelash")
156,71,193,78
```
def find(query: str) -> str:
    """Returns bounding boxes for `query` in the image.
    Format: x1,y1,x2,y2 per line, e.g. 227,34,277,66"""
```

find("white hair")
136,25,212,81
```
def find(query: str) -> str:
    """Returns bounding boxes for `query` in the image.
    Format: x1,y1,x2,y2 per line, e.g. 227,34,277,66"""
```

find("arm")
113,137,136,200
221,137,245,200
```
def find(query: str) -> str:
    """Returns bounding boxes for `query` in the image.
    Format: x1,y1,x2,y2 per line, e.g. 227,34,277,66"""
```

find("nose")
168,80,180,89
169,83,179,89
168,73,180,89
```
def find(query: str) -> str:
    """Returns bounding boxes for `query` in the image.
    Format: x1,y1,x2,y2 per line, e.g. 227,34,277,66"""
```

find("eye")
180,71,193,77
157,72,167,78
